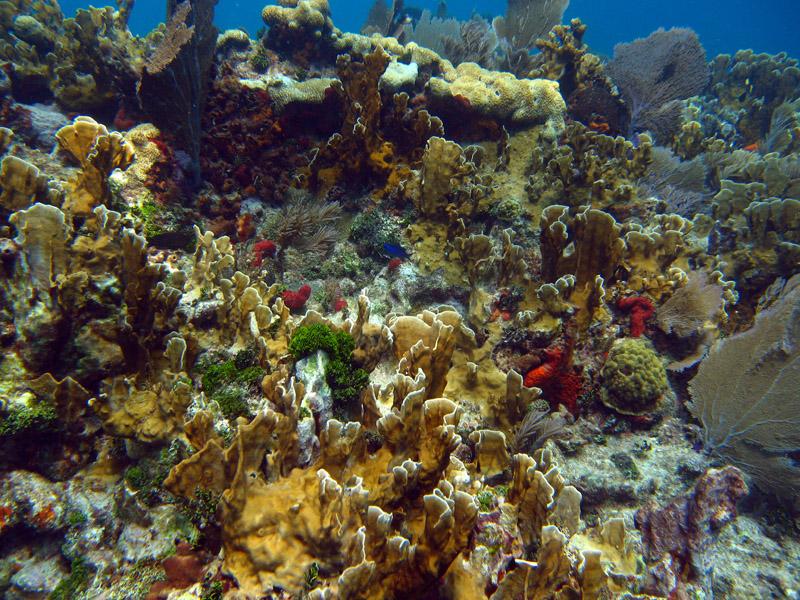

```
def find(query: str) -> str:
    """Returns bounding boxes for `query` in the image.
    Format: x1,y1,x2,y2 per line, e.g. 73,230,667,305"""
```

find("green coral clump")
289,323,353,363
50,557,90,600
213,388,250,421
318,245,365,279
250,44,270,72
200,351,265,422
476,490,496,512
303,562,320,589
124,442,187,505
66,510,87,526
130,200,165,239
107,563,166,600
0,400,57,437
202,581,225,600
179,487,221,534
326,357,370,405
600,338,668,415
201,362,238,396
489,196,524,223
290,324,370,406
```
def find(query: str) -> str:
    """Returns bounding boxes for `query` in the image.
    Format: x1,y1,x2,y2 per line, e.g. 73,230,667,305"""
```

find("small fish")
383,243,409,259
742,142,759,152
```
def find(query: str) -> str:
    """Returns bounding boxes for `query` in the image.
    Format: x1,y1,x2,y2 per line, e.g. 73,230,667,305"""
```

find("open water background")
59,0,800,60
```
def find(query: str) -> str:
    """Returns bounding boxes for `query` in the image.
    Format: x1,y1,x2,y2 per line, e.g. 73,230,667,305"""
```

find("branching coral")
708,50,800,144
710,177,800,297
0,1,143,113
307,46,441,194
405,136,491,235
0,155,59,211
532,122,653,208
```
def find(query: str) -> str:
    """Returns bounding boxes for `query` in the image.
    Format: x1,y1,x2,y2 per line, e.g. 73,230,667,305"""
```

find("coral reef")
0,2,799,598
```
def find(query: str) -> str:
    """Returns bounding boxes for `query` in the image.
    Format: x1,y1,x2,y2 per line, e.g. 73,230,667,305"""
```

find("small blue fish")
383,243,409,259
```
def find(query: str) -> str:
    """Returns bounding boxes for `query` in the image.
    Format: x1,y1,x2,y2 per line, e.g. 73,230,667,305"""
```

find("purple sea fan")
607,28,709,143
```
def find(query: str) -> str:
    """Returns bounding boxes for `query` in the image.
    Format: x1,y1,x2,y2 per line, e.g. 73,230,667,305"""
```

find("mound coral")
601,338,668,415
427,62,567,135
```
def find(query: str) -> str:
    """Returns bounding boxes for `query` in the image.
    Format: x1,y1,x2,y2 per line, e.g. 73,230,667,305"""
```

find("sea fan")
688,274,800,499
656,271,724,338
638,146,708,217
607,28,708,143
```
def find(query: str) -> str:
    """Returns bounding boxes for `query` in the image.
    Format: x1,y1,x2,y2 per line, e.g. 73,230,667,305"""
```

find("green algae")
290,324,369,406
0,400,57,438
130,200,165,240
50,557,89,600
124,443,187,505
200,350,264,422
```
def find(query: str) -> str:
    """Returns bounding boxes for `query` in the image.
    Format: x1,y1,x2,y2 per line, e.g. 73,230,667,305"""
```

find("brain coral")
600,338,668,415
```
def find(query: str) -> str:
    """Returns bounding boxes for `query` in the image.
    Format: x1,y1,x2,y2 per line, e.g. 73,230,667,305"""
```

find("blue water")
59,0,800,59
